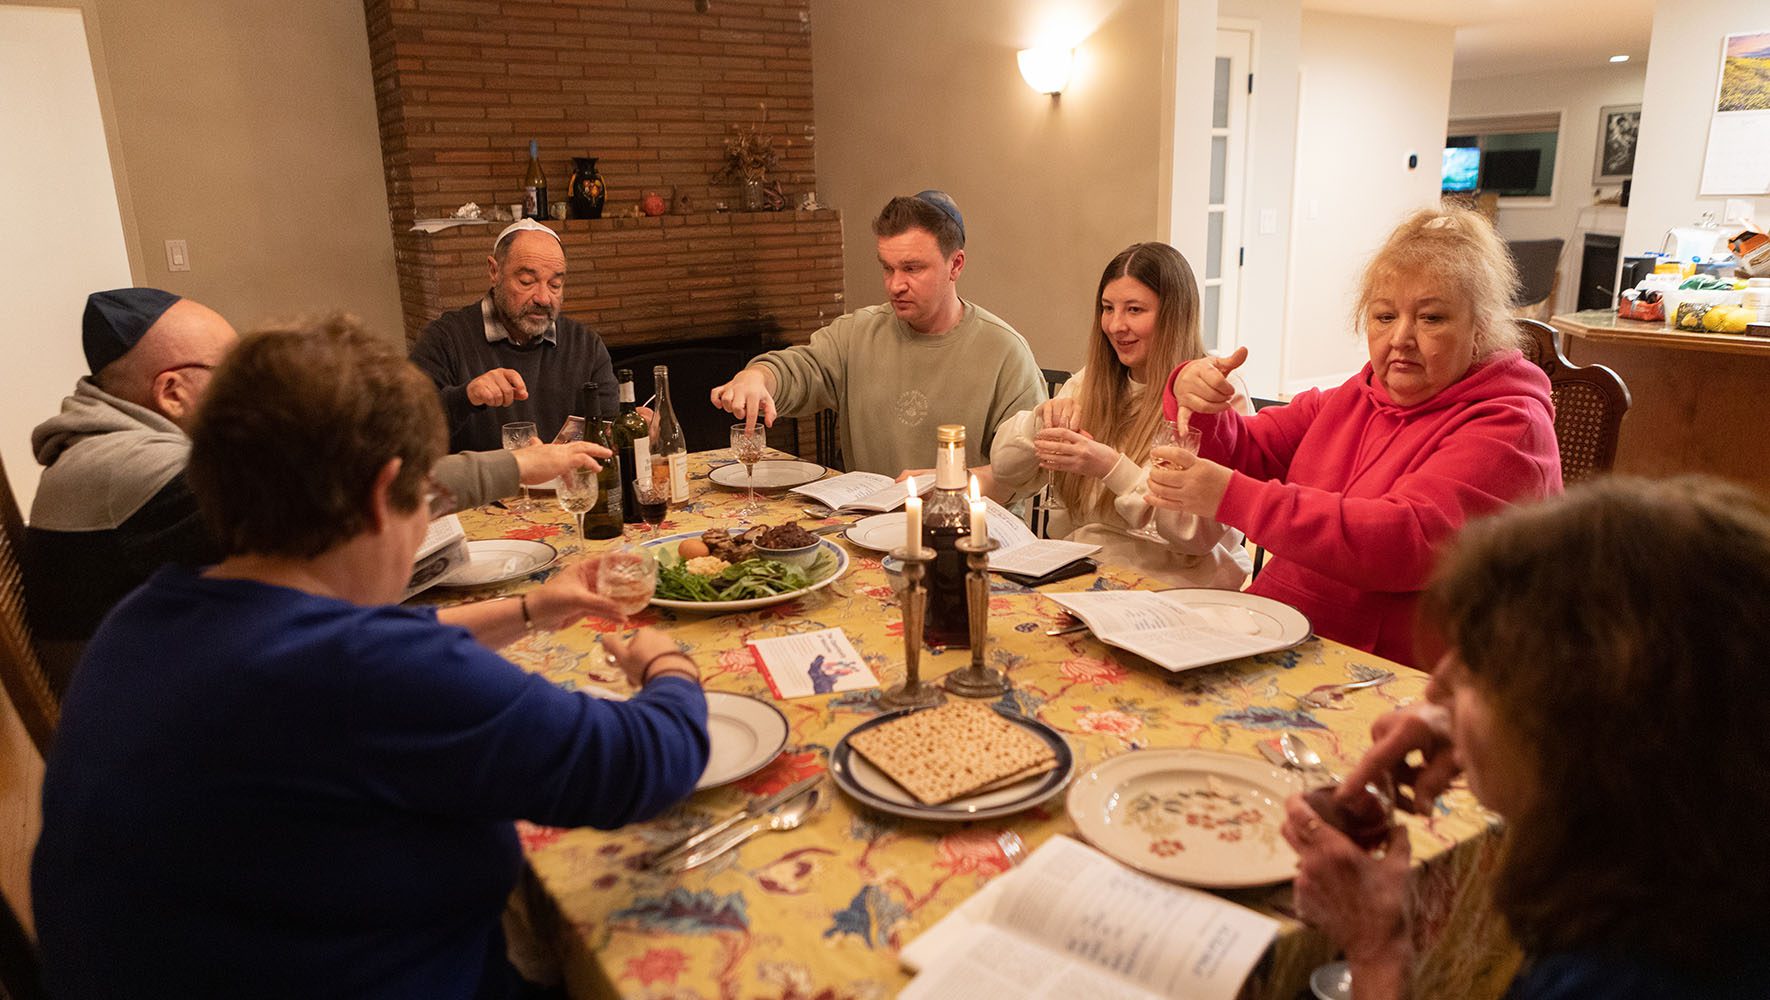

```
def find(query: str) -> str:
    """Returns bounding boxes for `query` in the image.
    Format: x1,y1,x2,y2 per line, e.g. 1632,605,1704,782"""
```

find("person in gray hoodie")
24,289,604,694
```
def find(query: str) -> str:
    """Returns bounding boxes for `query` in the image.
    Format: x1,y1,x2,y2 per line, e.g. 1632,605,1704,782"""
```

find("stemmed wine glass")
729,423,766,517
1136,418,1202,540
597,544,658,619
631,477,668,540
556,465,598,543
502,421,539,510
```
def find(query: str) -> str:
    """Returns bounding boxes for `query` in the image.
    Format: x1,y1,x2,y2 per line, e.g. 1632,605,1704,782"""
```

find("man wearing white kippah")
710,191,1045,481
410,218,618,452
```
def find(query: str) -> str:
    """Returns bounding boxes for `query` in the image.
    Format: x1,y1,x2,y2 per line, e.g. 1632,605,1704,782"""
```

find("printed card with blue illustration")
749,627,878,699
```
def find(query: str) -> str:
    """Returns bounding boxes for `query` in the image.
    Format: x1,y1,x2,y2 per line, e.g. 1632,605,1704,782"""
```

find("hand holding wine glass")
730,423,766,516
597,544,658,619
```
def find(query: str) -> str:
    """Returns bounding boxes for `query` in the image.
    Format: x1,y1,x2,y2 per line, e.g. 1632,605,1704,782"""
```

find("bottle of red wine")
614,369,647,523
921,424,971,648
575,381,622,539
522,139,548,221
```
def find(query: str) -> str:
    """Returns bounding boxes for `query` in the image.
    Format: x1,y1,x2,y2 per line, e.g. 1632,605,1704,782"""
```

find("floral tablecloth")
435,452,1519,1000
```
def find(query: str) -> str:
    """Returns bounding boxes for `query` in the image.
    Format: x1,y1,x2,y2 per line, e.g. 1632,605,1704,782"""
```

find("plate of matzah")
830,700,1074,820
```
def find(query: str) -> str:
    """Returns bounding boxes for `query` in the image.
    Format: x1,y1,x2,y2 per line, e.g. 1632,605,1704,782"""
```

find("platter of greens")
645,531,850,612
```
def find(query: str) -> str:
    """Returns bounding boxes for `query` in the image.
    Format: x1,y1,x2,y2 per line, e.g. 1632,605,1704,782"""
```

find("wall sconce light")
1017,46,1073,98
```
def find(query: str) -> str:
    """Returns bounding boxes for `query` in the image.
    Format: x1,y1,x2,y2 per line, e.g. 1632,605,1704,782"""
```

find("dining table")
426,449,1519,1000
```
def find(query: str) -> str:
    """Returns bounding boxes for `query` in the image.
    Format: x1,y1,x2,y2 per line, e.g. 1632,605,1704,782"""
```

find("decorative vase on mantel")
569,157,606,219
742,177,765,211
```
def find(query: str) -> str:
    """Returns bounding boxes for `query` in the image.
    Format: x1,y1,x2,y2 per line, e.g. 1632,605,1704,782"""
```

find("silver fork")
1298,671,1396,708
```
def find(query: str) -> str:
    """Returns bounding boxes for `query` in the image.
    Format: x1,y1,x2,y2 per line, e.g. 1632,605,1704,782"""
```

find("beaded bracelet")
518,594,534,631
640,651,699,685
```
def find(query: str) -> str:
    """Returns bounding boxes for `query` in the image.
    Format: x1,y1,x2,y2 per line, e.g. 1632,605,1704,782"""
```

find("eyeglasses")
422,476,459,520
155,362,215,381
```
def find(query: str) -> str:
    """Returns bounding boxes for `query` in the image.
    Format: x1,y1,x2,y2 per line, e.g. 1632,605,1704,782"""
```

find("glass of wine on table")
556,465,598,542
631,477,668,540
729,423,766,518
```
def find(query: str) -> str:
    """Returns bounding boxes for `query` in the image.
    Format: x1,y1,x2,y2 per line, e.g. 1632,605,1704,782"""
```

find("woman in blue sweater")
33,316,709,998
1282,476,1770,999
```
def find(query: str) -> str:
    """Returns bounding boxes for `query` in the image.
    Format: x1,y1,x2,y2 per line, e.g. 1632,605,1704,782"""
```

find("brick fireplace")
361,0,846,456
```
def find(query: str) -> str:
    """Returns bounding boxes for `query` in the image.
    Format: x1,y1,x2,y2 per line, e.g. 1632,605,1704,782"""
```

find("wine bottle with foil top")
613,369,648,523
650,365,690,505
575,382,623,540
921,423,972,648
522,139,548,221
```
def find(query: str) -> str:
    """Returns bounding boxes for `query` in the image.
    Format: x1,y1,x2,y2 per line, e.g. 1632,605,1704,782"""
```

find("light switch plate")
1259,208,1278,234
165,239,189,272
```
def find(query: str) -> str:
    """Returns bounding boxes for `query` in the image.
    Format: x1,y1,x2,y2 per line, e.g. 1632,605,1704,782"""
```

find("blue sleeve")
341,611,709,829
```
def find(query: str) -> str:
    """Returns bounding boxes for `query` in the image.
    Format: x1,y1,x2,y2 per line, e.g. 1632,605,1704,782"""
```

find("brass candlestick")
880,544,946,710
945,536,1010,698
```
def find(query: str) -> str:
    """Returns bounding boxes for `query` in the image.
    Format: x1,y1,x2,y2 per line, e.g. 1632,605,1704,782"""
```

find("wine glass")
1136,419,1202,540
597,544,658,619
556,465,598,543
729,423,766,517
630,477,668,540
502,421,539,510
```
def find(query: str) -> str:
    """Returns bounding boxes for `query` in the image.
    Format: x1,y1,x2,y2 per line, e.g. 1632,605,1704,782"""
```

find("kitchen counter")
1551,310,1770,494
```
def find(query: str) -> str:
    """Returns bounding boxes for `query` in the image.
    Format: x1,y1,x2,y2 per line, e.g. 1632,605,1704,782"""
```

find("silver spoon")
662,788,821,873
1280,731,1343,784
1298,671,1396,709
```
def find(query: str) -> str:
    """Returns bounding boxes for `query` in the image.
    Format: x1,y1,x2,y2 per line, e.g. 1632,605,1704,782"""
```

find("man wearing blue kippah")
710,191,1045,481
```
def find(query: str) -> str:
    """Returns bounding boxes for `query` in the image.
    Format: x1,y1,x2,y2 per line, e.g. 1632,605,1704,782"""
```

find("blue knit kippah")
83,287,181,374
913,189,965,243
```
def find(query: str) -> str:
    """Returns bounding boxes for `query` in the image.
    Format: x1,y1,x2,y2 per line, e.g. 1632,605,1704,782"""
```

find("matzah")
848,700,1056,805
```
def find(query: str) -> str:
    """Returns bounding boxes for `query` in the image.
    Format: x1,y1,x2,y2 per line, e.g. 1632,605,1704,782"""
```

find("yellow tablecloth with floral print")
435,451,1519,1000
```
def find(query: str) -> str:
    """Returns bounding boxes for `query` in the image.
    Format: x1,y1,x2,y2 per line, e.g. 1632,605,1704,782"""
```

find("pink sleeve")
1214,404,1559,593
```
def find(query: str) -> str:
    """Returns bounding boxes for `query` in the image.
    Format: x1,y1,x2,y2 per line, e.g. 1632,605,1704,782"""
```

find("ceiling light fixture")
1609,54,1630,63
1018,46,1074,98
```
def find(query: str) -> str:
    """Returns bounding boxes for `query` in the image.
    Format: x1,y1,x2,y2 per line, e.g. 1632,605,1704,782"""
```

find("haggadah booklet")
899,835,1277,1000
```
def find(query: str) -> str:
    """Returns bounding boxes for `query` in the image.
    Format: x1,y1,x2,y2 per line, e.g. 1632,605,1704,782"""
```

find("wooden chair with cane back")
1516,319,1632,484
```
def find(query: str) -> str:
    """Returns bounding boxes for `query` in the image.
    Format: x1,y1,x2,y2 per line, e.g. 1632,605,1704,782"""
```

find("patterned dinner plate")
708,459,827,490
1066,749,1304,888
829,705,1075,821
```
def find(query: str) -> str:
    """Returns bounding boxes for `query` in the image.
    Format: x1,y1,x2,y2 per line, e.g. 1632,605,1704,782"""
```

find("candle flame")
905,475,917,499
969,474,981,502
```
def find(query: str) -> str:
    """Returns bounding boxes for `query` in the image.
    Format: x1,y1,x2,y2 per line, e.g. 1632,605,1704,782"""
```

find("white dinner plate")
829,706,1075,821
698,691,790,789
1066,749,1304,888
843,512,908,553
1162,588,1312,643
708,460,826,490
433,539,558,588
644,531,850,612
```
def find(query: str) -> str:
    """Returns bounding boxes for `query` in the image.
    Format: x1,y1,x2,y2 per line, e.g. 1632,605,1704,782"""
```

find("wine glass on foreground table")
730,423,766,517
502,421,539,510
557,465,598,542
597,544,658,618
631,477,669,540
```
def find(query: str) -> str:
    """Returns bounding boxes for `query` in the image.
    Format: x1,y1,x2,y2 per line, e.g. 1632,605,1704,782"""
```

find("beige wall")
1623,0,1770,261
810,0,1179,375
90,0,402,340
1284,11,1455,394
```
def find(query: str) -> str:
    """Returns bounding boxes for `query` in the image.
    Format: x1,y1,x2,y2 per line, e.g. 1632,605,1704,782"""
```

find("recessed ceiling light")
1610,54,1630,63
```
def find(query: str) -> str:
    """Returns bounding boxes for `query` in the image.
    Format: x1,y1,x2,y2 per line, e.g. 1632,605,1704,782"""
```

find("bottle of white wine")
576,382,623,540
522,139,548,221
614,369,648,524
650,365,689,505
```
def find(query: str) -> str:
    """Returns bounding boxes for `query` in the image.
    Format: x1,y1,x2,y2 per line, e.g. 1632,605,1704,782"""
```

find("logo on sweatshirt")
897,389,929,426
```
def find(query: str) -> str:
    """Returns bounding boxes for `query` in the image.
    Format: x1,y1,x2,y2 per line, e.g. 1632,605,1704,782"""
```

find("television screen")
1442,147,1480,193
1481,149,1542,194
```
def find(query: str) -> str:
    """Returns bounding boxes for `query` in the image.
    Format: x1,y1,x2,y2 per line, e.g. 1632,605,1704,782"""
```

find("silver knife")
650,773,824,867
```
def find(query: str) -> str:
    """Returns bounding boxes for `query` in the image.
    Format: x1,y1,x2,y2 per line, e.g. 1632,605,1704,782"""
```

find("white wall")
811,0,1206,375
1162,0,1220,273
1218,0,1301,398
0,5,134,512
1623,0,1770,260
1450,64,1647,312
1284,12,1455,394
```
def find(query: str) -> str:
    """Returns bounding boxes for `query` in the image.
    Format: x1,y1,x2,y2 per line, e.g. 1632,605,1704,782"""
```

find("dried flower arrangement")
712,107,782,185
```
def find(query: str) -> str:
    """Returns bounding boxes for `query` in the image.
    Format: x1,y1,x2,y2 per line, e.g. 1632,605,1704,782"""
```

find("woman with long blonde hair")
991,242,1251,588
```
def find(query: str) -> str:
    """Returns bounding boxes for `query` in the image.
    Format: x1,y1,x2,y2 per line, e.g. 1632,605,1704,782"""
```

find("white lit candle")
969,474,987,542
904,477,922,551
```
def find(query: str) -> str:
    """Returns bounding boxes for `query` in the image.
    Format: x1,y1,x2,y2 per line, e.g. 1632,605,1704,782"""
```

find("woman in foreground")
991,242,1250,588
1285,476,1770,998
1146,207,1560,665
33,316,709,998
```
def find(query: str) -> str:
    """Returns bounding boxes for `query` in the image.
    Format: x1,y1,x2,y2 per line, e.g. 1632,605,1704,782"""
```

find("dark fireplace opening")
607,322,801,456
1578,233,1622,311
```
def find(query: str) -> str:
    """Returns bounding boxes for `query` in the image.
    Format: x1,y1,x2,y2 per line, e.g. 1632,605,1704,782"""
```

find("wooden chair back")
1516,319,1632,484
0,455,58,758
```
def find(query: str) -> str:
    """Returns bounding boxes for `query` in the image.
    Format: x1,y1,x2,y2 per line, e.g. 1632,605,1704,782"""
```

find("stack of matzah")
848,700,1057,805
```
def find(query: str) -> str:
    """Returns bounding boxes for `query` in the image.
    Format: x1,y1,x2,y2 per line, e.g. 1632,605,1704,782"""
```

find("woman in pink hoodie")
1146,207,1561,666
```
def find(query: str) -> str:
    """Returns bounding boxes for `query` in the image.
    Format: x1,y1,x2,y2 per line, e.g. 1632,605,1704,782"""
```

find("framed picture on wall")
1594,104,1641,185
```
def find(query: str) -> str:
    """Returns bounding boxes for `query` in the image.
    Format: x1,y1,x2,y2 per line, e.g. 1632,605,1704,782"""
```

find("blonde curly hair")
1353,205,1523,358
